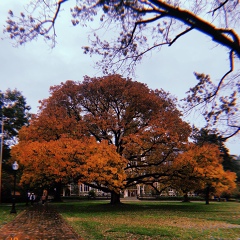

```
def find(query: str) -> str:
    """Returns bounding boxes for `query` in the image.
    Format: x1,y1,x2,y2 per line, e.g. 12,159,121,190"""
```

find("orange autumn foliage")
172,143,236,196
11,137,127,193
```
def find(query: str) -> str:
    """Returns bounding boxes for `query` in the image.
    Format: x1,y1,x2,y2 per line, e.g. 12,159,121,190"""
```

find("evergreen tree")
0,89,31,202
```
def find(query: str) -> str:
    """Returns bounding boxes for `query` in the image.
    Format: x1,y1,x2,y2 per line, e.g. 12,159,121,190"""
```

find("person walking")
41,189,48,205
26,190,31,206
30,192,35,206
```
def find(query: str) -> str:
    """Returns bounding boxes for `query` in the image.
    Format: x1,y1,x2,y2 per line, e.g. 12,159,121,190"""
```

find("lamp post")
10,161,19,214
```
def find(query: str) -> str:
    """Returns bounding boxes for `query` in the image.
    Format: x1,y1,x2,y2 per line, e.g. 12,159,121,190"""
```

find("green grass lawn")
54,200,240,240
0,200,239,239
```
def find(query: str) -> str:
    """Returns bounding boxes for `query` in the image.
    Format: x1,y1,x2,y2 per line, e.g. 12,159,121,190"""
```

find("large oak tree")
11,75,191,204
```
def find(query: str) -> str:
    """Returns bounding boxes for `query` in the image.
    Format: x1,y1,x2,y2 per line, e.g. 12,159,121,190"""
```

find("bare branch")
211,0,229,16
221,127,240,140
123,14,165,50
213,50,234,95
53,0,67,25
150,0,240,57
169,27,194,46
187,50,235,109
43,0,50,9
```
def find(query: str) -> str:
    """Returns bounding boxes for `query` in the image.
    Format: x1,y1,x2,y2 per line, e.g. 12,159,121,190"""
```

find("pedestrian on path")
26,190,31,206
41,189,48,205
30,192,35,206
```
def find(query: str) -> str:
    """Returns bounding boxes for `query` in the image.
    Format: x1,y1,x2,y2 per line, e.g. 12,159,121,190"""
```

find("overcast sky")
0,1,239,155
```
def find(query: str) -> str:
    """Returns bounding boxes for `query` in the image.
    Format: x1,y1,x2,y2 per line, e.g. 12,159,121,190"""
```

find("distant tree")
0,89,31,202
235,155,240,181
11,75,190,204
191,127,240,174
4,0,240,139
172,143,236,204
0,89,31,148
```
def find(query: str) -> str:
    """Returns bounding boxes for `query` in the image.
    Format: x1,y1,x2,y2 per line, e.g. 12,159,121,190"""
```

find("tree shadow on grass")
52,200,221,216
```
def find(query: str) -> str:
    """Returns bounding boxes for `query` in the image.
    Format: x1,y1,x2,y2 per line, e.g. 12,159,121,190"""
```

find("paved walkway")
0,204,82,240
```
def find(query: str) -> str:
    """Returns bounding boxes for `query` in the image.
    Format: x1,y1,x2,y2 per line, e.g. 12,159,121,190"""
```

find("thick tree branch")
150,0,240,58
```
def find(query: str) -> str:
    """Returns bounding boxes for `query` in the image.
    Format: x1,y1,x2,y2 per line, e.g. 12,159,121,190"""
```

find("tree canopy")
4,0,240,139
191,127,240,172
11,75,191,203
0,89,31,148
172,143,236,203
12,137,127,193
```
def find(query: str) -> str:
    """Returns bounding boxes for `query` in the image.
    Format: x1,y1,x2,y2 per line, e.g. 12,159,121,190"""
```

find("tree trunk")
110,192,121,204
182,192,190,202
53,181,62,202
205,185,210,205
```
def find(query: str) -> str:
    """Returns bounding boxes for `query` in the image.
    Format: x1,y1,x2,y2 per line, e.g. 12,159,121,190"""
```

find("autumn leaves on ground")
55,200,240,240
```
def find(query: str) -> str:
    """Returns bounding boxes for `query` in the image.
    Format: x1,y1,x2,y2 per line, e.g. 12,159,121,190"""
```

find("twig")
221,127,240,140
212,50,234,97
169,27,194,46
123,14,165,49
211,0,229,16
